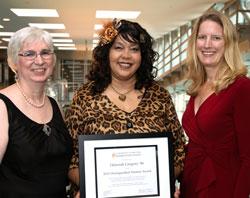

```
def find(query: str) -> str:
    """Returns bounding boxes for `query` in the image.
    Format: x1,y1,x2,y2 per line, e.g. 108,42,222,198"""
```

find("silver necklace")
16,81,46,108
110,84,134,101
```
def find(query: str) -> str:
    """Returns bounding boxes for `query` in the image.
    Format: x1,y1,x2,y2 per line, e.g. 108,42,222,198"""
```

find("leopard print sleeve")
65,84,90,169
161,86,186,172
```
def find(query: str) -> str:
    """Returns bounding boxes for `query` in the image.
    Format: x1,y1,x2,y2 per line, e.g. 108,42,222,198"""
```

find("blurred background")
0,0,249,120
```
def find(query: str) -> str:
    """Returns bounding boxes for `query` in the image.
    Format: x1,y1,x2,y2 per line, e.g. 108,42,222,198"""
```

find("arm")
164,90,186,178
65,92,85,187
233,78,250,197
0,100,9,163
68,167,80,186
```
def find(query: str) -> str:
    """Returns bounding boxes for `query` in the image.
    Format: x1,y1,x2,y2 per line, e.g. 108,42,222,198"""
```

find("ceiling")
0,0,227,51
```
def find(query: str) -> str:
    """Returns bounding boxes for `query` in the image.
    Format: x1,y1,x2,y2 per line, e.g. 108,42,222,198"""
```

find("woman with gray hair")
0,27,72,197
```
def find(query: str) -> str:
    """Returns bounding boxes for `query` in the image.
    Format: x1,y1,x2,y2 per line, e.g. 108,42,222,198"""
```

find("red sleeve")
233,77,250,197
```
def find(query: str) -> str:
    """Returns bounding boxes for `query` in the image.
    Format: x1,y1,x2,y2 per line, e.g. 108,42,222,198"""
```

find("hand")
74,191,80,198
174,188,180,198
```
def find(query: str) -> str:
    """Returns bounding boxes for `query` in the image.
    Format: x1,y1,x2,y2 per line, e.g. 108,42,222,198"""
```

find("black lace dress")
0,94,73,198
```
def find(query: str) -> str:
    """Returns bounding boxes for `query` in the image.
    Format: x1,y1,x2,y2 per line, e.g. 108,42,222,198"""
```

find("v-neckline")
102,93,144,114
193,92,215,116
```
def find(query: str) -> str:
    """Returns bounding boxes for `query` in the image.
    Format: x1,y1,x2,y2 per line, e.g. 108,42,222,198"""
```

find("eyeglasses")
18,49,54,60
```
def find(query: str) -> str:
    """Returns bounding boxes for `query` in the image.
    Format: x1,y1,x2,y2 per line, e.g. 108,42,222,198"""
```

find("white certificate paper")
95,146,159,197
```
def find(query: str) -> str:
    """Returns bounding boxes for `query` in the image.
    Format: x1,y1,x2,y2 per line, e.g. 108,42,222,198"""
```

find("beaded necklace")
16,81,51,136
16,81,45,108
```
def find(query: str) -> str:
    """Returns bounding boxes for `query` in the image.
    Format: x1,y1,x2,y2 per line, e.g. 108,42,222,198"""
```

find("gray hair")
7,26,54,72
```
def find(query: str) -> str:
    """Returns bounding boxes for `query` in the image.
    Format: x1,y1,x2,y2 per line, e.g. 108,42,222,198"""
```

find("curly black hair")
87,19,159,94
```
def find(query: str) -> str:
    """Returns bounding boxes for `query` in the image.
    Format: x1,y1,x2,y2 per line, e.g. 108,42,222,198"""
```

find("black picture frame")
79,132,175,198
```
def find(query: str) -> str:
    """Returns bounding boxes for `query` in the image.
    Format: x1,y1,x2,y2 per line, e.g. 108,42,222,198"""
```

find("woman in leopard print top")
65,19,186,197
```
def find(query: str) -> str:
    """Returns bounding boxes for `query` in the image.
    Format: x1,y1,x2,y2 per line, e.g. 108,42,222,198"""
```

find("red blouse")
181,76,250,198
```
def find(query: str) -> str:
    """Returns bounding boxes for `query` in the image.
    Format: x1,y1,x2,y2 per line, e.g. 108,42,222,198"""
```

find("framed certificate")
79,132,175,198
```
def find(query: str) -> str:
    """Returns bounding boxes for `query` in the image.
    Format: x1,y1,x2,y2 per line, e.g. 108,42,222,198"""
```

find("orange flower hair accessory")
99,19,121,46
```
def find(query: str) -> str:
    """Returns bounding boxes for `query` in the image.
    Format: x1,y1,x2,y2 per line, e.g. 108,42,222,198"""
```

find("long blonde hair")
186,10,247,96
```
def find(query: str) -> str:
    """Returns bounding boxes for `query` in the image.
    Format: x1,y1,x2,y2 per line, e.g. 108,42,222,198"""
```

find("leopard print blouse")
65,81,186,171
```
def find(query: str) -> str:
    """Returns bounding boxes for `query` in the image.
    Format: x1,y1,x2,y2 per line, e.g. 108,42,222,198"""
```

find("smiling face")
109,35,141,82
17,39,55,83
196,20,225,70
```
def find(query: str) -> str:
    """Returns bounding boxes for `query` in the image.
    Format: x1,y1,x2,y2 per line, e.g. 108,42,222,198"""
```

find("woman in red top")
181,10,250,198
